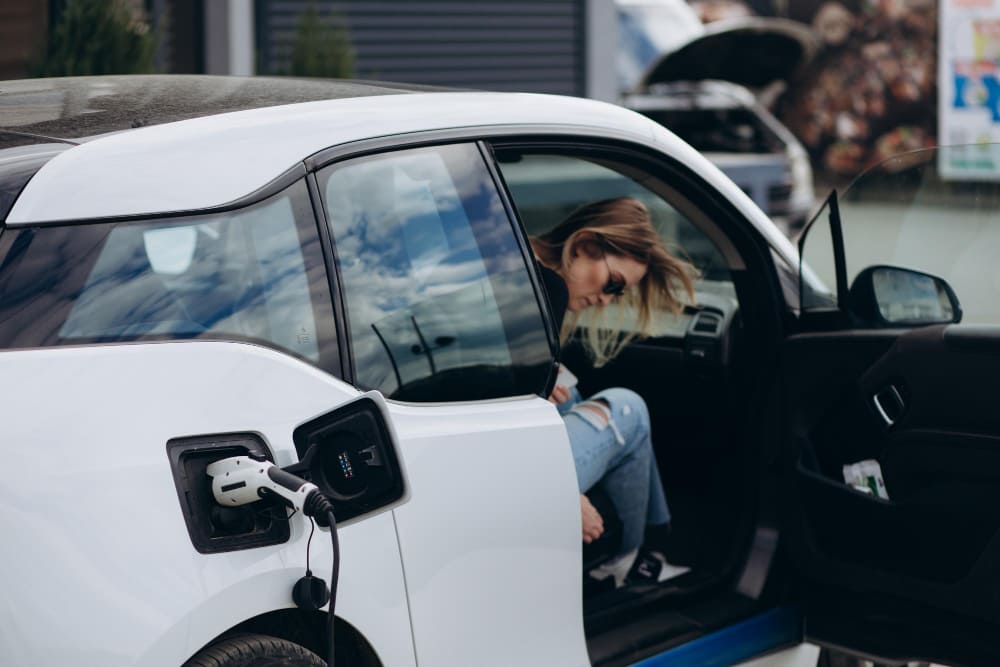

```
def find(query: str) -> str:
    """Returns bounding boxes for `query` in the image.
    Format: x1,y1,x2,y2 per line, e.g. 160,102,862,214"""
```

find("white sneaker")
588,548,638,589
629,549,690,584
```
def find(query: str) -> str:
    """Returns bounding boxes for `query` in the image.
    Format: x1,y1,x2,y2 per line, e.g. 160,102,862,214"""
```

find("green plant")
288,4,356,79
34,0,157,77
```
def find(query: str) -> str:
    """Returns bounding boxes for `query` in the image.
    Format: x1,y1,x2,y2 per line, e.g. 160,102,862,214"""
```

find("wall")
256,0,589,95
0,0,48,79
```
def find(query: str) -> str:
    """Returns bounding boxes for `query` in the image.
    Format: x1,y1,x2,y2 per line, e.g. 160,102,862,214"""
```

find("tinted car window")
0,180,338,369
319,143,553,402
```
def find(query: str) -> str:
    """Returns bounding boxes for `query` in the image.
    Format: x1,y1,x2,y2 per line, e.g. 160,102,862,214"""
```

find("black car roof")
0,75,446,222
0,75,443,146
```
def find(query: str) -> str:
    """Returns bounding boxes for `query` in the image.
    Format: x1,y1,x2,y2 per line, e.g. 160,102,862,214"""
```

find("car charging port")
167,433,291,553
285,396,406,525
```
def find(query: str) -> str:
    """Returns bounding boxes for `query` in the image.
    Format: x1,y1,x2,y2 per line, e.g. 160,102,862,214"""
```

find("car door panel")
316,140,589,665
783,325,1000,662
388,396,589,666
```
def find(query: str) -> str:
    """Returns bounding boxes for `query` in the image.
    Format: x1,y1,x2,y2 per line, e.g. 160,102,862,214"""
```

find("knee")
593,387,650,438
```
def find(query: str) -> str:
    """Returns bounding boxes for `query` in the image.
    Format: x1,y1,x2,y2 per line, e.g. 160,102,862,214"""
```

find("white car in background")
617,0,818,229
0,76,992,667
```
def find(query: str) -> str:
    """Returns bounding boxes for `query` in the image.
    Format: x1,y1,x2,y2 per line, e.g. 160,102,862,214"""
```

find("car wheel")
184,634,325,667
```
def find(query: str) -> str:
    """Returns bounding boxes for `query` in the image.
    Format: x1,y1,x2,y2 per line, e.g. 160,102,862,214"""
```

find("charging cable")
207,456,339,667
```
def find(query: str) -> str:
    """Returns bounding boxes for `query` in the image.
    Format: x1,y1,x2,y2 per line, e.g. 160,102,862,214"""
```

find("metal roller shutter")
257,0,586,95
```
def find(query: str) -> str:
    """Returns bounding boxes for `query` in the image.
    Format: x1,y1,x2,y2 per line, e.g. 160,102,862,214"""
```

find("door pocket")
795,429,1000,583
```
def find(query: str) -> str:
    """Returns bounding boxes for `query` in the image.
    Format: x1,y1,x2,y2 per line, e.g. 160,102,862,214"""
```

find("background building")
0,0,941,182
0,0,48,80
0,0,616,101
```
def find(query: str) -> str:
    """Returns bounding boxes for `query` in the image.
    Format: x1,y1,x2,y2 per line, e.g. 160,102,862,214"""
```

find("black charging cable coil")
300,491,339,667
206,457,341,667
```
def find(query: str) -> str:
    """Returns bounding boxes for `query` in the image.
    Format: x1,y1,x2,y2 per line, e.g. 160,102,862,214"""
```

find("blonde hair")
532,197,698,366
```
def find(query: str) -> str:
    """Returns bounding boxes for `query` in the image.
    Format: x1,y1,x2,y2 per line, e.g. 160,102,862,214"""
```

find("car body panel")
0,337,585,666
8,92,656,224
0,341,416,666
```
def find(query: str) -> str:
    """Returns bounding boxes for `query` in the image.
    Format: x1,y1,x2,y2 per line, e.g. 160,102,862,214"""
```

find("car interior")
493,143,787,666
494,141,1000,667
775,158,1000,665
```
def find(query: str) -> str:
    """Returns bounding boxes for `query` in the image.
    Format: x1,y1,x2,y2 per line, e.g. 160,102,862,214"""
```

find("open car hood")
638,17,820,90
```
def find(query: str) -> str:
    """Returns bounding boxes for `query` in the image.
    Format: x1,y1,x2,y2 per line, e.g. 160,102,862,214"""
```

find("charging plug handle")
207,456,331,520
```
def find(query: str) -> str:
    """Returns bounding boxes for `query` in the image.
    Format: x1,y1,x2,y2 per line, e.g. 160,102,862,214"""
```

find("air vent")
692,311,722,335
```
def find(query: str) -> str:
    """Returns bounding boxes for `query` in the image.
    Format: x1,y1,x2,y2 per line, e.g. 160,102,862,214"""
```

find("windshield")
805,145,1000,324
617,1,703,92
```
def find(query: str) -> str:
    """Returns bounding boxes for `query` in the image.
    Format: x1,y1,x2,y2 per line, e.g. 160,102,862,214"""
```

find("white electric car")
0,76,996,667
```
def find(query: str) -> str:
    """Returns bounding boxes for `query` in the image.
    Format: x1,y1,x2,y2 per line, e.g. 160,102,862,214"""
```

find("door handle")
872,384,905,427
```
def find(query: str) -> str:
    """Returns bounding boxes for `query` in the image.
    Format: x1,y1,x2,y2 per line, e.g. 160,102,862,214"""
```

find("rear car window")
318,142,554,402
0,179,339,370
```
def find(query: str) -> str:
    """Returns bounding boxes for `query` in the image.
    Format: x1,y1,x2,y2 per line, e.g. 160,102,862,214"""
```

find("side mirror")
850,265,962,327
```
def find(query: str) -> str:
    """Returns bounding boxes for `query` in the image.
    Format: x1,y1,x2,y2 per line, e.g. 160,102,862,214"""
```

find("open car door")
781,146,1000,666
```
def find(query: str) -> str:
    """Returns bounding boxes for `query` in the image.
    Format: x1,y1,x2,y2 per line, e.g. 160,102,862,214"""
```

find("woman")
531,196,696,588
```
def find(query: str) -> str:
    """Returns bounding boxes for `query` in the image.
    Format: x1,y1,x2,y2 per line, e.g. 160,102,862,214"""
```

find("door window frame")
308,136,561,401
305,128,791,398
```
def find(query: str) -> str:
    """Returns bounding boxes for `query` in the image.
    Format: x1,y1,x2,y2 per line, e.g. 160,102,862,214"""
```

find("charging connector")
208,456,319,512
207,455,340,667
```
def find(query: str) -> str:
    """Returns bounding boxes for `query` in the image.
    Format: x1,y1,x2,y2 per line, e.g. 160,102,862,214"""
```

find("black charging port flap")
287,396,406,525
167,433,291,554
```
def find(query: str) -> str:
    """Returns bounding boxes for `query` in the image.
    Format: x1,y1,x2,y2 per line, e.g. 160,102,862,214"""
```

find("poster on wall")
940,0,1000,179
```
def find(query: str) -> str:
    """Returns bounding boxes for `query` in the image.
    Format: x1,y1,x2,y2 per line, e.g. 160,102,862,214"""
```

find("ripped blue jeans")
559,386,671,557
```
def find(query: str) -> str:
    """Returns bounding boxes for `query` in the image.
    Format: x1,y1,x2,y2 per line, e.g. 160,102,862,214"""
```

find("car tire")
184,634,326,667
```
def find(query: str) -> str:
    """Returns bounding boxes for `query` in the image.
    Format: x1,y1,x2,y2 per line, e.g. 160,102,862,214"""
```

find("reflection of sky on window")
326,148,501,391
325,144,549,397
366,277,511,391
237,197,318,359
58,193,320,360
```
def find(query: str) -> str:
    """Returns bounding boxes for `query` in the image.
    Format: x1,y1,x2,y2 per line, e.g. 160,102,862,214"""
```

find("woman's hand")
548,384,572,405
580,494,604,544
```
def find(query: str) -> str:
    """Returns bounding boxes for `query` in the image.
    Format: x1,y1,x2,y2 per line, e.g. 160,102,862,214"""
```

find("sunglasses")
602,255,627,296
